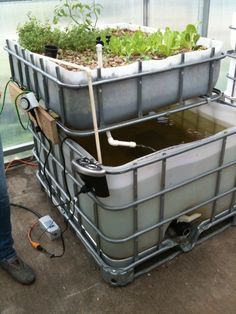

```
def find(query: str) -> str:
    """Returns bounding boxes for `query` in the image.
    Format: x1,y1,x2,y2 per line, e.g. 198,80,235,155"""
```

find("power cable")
10,203,42,218
11,202,65,258
0,79,13,115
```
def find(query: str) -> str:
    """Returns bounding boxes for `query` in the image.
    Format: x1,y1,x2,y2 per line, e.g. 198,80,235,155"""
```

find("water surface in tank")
74,109,225,166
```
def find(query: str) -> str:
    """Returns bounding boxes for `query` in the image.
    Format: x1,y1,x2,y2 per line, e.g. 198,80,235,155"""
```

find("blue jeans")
0,135,16,260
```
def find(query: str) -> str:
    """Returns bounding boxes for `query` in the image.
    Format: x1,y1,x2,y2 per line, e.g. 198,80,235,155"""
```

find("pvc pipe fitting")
96,44,103,68
106,131,137,148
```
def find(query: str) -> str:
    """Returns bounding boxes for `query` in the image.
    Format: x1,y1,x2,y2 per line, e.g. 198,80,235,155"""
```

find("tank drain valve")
177,213,202,223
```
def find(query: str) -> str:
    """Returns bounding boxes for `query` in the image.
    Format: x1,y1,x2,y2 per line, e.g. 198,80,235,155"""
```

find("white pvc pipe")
106,131,136,148
96,44,103,68
41,56,103,164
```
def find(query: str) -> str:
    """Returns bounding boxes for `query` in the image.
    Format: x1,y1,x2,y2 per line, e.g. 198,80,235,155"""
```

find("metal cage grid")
30,122,236,285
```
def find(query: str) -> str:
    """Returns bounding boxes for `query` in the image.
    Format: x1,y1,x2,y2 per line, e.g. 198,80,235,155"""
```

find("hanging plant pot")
44,45,58,58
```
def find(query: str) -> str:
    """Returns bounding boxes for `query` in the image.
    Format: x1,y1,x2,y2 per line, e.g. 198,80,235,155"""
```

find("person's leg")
0,135,16,260
0,135,35,284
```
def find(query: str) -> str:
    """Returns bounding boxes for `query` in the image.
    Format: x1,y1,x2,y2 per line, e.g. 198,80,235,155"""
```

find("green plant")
158,27,179,57
17,13,101,53
105,30,151,60
104,24,200,59
176,24,200,50
17,13,201,65
53,0,103,30
58,25,99,51
17,13,59,53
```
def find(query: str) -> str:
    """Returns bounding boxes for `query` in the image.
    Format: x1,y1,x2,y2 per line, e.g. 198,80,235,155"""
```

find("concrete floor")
0,163,235,314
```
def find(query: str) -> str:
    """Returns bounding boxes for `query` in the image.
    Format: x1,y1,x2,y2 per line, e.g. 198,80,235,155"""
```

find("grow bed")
5,24,224,131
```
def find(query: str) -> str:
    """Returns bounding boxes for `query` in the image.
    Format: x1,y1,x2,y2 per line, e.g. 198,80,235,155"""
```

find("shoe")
0,255,36,285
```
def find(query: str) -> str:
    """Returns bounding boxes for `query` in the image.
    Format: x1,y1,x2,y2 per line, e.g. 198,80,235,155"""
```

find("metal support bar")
14,44,23,86
233,214,236,226
178,54,185,104
30,53,39,100
137,60,143,118
39,58,50,108
198,0,211,37
56,66,66,125
143,0,150,27
159,158,166,242
94,202,101,254
3,142,33,158
208,48,216,95
133,167,139,261
55,89,222,138
210,137,227,221
21,49,31,89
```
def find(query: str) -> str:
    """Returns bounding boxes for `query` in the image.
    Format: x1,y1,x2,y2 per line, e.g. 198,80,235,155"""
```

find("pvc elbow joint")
106,131,136,148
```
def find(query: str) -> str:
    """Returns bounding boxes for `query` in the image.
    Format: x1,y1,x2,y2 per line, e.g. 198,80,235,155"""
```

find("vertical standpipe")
96,44,103,68
42,56,103,163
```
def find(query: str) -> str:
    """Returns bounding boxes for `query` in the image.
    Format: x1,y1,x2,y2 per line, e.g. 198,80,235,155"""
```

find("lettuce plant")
105,24,201,59
176,24,200,50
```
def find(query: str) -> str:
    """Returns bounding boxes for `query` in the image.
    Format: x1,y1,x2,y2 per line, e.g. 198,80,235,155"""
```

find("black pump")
72,157,110,198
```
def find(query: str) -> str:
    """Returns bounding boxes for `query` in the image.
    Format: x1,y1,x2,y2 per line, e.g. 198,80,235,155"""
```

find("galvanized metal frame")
143,0,150,26
3,142,34,158
225,49,236,103
4,26,234,285
198,0,211,37
4,42,225,138
30,122,236,285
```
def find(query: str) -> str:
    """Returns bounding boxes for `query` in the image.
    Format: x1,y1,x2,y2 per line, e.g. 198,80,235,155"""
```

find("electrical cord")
9,106,91,258
11,202,65,258
0,79,13,115
26,183,90,259
27,221,63,258
61,185,91,234
11,185,91,259
3,83,76,258
10,203,42,218
42,135,72,208
5,158,38,172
